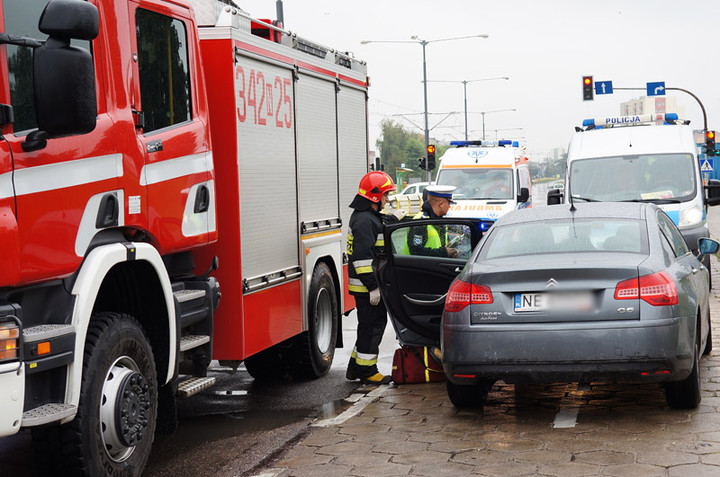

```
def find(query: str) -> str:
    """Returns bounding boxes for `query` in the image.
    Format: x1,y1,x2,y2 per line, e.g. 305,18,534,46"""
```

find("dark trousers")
349,294,388,377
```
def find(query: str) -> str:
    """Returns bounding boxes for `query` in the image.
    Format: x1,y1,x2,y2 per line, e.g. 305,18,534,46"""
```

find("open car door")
376,219,484,347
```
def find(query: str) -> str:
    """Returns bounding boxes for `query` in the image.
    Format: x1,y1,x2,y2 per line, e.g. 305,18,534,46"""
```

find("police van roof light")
498,140,512,146
581,113,683,130
512,141,519,147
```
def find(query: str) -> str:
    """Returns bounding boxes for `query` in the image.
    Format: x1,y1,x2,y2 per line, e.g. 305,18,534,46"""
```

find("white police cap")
426,185,456,204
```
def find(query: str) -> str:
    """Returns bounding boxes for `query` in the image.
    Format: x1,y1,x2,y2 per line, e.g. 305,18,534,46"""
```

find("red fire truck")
0,0,368,474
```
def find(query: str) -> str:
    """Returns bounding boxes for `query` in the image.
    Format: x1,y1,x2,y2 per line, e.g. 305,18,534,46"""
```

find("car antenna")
568,184,576,212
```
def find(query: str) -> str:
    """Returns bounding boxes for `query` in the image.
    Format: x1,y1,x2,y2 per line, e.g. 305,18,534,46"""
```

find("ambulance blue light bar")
450,139,516,147
582,113,680,128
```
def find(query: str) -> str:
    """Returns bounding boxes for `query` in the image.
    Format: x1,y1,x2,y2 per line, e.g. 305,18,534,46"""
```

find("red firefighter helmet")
357,171,396,203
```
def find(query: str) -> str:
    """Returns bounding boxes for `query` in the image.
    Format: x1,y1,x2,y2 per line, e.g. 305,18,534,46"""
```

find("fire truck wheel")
289,262,338,379
243,346,286,380
42,313,158,476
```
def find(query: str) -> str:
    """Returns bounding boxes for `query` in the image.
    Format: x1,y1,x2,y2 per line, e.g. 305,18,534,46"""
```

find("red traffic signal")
426,144,436,170
582,76,594,101
706,130,716,157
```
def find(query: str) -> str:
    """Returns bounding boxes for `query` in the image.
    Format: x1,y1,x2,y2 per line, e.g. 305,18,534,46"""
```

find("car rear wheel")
665,326,701,409
446,379,494,408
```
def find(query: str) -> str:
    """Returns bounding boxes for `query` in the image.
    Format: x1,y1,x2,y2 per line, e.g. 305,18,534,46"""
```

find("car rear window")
480,218,647,258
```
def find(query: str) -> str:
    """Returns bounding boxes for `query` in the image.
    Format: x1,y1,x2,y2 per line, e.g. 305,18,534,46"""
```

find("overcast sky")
234,0,719,161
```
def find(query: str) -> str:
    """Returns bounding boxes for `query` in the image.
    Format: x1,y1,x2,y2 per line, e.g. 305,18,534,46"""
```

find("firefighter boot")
346,356,357,381
359,372,392,385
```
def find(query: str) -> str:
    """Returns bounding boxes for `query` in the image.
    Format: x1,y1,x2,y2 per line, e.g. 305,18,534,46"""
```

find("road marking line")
553,384,586,428
311,385,389,427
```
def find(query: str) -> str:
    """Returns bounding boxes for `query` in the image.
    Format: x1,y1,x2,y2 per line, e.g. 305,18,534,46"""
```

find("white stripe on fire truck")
140,152,213,186
0,172,12,200
10,154,123,197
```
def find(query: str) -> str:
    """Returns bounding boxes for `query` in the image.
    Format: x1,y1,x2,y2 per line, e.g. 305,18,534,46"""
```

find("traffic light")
426,144,436,170
582,76,593,101
418,157,427,170
706,130,716,157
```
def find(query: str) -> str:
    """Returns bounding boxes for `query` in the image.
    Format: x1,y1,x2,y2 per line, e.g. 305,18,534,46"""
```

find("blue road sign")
595,81,613,95
701,158,714,172
647,81,665,96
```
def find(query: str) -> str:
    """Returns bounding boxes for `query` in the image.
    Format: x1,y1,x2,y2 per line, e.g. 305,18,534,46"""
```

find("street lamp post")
478,108,516,141
426,77,509,140
361,34,489,182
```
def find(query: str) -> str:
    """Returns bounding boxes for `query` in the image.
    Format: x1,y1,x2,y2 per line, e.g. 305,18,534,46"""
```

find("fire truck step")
174,289,206,303
22,403,77,427
23,324,75,343
177,376,216,398
179,334,210,352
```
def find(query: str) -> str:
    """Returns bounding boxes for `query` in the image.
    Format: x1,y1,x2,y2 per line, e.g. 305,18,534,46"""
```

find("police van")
434,140,532,231
548,113,720,283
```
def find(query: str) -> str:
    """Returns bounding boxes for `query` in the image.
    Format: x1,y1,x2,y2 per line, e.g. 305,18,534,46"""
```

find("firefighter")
403,185,459,257
346,171,397,384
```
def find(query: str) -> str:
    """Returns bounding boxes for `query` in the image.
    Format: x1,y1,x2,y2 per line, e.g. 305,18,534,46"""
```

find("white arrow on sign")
654,86,665,95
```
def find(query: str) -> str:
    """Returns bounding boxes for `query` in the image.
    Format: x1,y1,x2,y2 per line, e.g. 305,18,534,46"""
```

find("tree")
376,119,425,182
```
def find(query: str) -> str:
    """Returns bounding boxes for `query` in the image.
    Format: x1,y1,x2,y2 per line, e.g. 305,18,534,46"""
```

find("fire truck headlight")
679,205,703,228
0,322,20,362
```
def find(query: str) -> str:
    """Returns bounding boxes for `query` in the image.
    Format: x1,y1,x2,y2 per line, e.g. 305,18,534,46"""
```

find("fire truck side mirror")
547,188,563,205
23,0,99,153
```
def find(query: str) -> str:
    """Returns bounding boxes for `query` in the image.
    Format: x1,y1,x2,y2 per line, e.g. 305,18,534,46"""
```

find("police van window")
3,0,90,133
136,9,192,133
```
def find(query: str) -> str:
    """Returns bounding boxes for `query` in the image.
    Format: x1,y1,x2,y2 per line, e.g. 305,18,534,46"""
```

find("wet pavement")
252,252,720,477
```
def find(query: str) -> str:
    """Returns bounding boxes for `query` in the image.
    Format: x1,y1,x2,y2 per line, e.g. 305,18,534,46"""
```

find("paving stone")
602,463,668,477
316,441,373,456
390,449,450,465
471,461,538,476
451,449,513,466
544,437,605,454
280,463,353,477
487,438,544,453
636,450,698,467
409,461,477,476
535,462,602,476
668,439,720,455
348,461,412,476
275,452,333,468
333,452,391,467
513,449,572,465
351,431,410,445
427,437,488,453
337,423,391,436
669,463,720,477
371,439,427,455
300,429,348,447
573,449,635,466
407,431,468,444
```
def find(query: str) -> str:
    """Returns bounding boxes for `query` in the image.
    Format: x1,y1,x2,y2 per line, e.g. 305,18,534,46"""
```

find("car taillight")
445,279,492,312
614,271,678,306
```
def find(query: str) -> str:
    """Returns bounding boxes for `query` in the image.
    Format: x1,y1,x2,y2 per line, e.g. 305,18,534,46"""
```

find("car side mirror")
517,187,529,203
22,0,99,152
704,179,720,207
697,237,719,258
547,188,563,205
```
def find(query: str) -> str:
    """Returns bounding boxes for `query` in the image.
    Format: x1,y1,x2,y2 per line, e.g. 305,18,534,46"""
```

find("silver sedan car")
379,202,718,410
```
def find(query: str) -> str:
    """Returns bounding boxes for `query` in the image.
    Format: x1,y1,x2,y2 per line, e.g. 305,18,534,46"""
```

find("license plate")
514,292,593,312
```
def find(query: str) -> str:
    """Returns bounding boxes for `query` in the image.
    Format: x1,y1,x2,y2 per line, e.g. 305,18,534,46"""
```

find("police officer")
404,185,459,258
346,171,397,384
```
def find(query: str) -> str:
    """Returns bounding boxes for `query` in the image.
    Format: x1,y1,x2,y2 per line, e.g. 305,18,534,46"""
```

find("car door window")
391,223,474,260
657,211,689,257
136,8,192,133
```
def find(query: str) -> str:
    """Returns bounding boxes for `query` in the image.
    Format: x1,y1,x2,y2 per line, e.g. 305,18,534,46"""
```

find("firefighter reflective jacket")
347,207,384,295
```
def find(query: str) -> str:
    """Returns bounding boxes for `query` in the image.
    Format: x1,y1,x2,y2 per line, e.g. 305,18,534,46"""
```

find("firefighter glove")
369,288,381,306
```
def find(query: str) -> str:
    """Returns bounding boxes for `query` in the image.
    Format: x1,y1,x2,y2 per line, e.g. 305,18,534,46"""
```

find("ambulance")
548,113,720,285
435,140,532,231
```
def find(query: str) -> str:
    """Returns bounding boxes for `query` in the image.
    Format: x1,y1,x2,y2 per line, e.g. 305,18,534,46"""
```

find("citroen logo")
546,278,558,288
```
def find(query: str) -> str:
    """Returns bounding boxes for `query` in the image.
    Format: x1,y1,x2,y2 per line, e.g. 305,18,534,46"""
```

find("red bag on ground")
391,345,445,383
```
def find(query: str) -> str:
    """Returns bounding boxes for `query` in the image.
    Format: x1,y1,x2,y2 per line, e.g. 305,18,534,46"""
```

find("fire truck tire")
32,313,158,476
288,262,338,379
243,346,286,380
